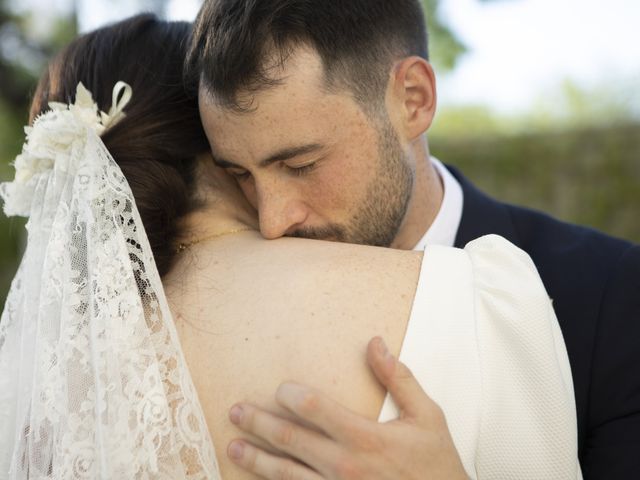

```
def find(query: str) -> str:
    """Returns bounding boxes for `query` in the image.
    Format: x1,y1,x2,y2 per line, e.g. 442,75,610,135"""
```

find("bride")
0,14,580,480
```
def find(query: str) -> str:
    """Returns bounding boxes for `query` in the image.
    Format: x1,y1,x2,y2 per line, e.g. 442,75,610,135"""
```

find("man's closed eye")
285,161,317,177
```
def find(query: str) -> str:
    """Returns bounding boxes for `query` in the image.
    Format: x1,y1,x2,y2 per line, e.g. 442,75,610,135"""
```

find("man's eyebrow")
211,143,325,169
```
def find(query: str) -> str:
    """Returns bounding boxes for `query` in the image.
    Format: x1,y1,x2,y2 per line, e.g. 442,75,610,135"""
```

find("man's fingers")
229,403,339,472
274,382,370,441
367,336,437,420
228,439,324,480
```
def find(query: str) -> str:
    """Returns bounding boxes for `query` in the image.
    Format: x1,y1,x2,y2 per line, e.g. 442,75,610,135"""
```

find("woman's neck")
178,199,257,247
179,155,260,245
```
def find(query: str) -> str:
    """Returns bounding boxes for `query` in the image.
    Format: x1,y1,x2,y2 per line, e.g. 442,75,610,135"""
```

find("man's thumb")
367,336,433,420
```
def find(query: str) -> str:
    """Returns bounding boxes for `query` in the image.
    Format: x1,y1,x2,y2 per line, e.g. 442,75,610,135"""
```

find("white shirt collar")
412,157,464,251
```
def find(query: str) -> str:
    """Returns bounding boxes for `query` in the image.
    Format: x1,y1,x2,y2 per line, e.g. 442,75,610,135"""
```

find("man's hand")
226,336,469,479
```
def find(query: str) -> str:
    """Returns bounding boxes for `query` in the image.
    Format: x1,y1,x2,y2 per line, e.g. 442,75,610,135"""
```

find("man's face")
199,48,414,246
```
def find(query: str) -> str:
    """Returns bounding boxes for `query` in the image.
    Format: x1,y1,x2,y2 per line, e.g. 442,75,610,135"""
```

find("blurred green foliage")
431,123,640,244
429,78,640,245
0,94,26,304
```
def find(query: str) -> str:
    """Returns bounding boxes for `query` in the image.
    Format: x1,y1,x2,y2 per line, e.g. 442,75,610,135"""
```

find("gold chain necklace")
176,228,253,253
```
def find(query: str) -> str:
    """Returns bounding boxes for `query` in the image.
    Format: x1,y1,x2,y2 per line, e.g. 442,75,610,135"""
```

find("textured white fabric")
379,235,582,479
0,84,219,479
412,157,464,250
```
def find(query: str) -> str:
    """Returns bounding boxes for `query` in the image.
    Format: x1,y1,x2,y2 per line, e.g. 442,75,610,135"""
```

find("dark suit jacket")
450,166,640,479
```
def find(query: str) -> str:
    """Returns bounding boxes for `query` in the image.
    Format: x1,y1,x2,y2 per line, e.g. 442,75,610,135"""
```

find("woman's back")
163,233,422,478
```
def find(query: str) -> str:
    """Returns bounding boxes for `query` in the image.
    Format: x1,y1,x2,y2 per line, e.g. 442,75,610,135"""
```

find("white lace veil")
0,83,220,479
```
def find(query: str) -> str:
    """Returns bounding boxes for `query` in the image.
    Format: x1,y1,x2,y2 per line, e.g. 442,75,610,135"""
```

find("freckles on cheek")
309,160,362,211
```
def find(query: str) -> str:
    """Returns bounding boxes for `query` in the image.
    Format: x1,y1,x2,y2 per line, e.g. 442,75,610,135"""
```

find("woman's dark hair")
30,14,209,277
186,0,429,113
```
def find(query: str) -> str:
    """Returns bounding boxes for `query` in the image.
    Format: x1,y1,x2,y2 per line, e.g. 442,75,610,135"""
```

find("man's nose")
256,182,309,240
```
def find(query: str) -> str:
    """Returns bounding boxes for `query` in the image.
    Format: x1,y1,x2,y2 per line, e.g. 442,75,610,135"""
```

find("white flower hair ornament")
0,81,132,217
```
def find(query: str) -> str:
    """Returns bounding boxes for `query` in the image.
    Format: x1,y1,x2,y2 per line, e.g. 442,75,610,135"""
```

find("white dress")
379,235,582,479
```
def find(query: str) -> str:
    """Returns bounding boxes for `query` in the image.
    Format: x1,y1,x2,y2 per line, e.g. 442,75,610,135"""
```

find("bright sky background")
29,0,640,115
436,0,640,113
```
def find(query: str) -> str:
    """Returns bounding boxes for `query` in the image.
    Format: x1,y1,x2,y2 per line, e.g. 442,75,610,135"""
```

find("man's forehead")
198,46,330,113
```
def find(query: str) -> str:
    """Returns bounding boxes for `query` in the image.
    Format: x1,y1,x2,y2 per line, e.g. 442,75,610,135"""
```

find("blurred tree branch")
423,0,509,71
422,0,467,72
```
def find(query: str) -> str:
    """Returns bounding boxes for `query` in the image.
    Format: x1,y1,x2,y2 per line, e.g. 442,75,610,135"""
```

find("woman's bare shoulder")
246,235,423,281
166,233,423,309
236,236,423,313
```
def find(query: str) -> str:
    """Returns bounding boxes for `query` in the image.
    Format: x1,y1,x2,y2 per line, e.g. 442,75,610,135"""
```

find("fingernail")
229,405,243,424
228,440,244,460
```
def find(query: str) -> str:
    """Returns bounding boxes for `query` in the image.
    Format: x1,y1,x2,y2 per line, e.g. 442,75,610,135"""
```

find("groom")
188,0,640,478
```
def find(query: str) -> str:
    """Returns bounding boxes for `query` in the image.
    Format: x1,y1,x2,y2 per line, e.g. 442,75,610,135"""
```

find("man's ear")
386,56,437,142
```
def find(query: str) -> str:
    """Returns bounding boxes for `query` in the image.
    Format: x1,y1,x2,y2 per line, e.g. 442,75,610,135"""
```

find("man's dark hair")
186,0,429,113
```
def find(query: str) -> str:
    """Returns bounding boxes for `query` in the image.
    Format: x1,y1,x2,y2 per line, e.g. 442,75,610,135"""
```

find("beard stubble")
290,118,414,247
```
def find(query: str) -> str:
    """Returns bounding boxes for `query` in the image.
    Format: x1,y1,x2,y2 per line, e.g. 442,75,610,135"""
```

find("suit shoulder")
505,203,636,271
